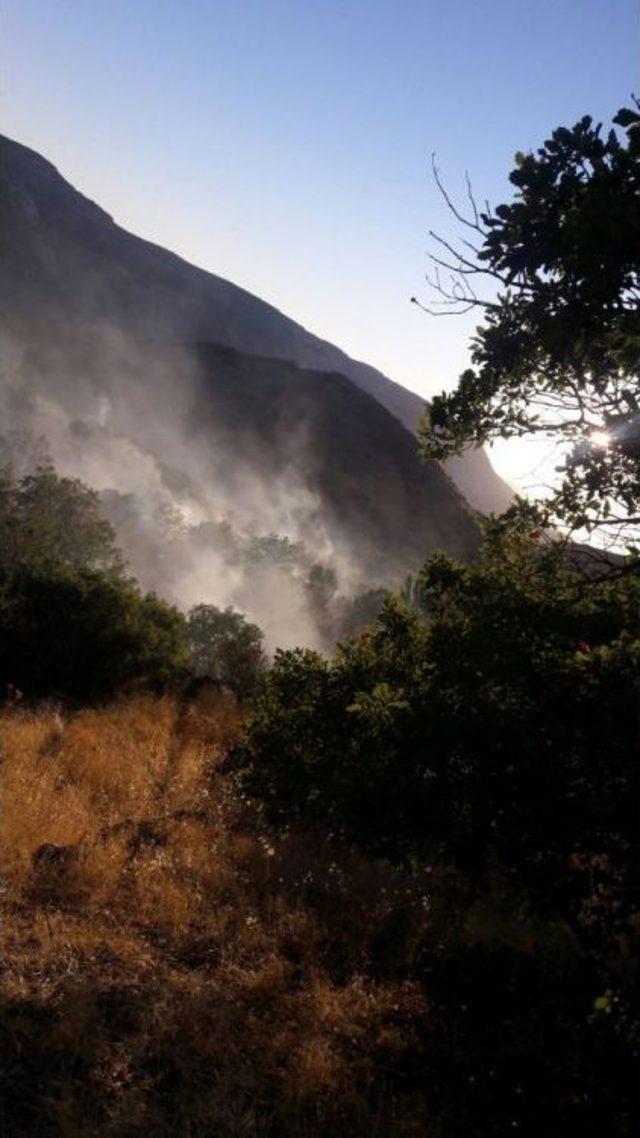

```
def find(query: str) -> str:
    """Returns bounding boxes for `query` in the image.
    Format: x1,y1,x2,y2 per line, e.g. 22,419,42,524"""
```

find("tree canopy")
418,104,640,544
1,563,188,702
238,527,639,1132
240,527,639,895
186,604,266,697
0,464,124,576
0,465,187,700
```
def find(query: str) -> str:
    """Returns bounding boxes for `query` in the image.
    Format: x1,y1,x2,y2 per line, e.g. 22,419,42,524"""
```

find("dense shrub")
241,529,639,896
186,603,266,697
0,563,188,702
239,529,640,1133
0,465,188,701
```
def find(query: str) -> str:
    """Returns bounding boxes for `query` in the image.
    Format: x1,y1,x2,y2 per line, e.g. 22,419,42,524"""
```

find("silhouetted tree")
0,465,187,700
0,563,187,702
418,104,640,545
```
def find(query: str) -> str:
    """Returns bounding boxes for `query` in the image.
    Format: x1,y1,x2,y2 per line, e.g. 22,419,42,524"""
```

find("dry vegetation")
1,692,432,1137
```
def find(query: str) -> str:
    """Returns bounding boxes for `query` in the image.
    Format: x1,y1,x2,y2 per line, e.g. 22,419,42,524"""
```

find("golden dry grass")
1,693,431,1137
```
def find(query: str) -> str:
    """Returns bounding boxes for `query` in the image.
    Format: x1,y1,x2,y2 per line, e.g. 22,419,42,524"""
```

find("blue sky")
3,1,639,485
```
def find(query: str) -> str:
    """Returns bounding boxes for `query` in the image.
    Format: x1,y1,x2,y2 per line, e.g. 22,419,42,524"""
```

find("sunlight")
590,429,611,450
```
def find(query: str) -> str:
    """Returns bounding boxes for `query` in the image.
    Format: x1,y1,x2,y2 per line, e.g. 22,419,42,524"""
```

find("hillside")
190,344,480,573
1,694,431,1137
0,134,485,617
2,314,479,592
2,76,637,1138
0,133,511,516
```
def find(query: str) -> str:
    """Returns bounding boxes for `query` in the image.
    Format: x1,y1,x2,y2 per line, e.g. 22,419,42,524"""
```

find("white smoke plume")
0,318,383,651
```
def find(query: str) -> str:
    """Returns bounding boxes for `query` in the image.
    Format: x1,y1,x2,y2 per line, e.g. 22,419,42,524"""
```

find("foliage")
305,561,338,616
186,603,266,697
238,529,639,1130
241,530,639,887
0,465,124,575
418,104,640,542
240,598,425,858
103,485,362,650
0,465,187,701
1,563,188,701
333,585,389,641
243,532,303,570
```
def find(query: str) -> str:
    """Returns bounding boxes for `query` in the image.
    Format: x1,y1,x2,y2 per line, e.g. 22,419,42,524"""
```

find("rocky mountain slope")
0,134,511,507
0,134,504,603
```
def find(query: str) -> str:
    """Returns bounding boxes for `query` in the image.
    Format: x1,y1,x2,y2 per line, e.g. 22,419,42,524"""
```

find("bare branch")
429,231,499,277
411,296,476,317
465,170,481,228
590,515,640,527
431,154,485,234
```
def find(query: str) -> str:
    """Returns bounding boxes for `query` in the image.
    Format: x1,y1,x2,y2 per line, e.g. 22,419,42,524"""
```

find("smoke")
0,316,382,651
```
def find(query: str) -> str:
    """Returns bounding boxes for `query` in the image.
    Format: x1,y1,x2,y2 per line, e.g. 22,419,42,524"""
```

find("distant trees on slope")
0,465,274,703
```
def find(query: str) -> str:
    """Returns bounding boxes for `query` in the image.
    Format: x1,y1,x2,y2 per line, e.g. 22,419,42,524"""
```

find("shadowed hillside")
189,343,480,575
0,133,512,517
1,319,480,580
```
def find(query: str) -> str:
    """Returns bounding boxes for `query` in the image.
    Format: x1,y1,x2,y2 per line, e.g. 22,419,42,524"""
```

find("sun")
590,429,611,450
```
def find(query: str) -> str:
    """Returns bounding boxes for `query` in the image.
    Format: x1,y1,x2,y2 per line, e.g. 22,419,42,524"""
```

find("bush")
0,563,188,702
186,604,266,698
241,530,639,900
238,530,640,1132
0,464,188,702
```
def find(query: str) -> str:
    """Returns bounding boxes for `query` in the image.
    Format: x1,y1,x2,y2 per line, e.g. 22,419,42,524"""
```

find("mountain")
0,135,511,510
0,134,504,609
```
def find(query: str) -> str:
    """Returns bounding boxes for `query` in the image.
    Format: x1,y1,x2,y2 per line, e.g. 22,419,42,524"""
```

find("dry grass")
1,693,431,1137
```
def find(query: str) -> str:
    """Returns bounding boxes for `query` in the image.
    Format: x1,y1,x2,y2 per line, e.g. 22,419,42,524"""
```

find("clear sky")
2,1,639,488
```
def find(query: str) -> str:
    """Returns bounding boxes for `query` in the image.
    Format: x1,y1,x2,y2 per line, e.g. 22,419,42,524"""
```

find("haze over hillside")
0,134,509,645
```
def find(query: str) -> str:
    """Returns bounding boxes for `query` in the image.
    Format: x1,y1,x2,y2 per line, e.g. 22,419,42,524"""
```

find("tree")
0,563,188,702
186,604,266,698
0,465,188,700
417,104,640,545
238,530,639,1131
0,465,123,576
240,530,638,899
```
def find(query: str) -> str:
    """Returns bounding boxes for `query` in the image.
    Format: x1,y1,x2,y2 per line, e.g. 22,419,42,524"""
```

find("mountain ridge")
0,133,511,515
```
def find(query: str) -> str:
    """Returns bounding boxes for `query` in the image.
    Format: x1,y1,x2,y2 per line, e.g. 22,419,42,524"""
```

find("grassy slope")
1,694,431,1138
